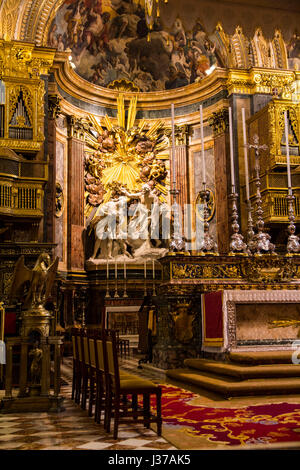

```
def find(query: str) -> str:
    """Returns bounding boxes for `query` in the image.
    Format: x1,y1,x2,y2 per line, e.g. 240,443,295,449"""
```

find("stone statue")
9,253,59,309
29,341,43,385
91,188,133,259
90,182,168,261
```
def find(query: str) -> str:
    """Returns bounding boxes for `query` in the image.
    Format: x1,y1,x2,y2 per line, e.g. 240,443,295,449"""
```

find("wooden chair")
71,328,81,403
94,332,107,424
86,330,98,418
103,330,162,440
94,329,136,426
80,329,90,410
115,329,130,358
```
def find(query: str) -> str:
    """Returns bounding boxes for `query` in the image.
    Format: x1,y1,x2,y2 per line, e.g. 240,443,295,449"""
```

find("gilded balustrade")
248,99,300,172
0,180,44,217
245,172,300,224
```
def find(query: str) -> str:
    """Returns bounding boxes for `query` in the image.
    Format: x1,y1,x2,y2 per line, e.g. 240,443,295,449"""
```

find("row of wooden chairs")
71,328,162,440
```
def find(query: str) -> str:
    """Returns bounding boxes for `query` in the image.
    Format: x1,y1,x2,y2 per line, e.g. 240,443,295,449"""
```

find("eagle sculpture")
9,253,59,310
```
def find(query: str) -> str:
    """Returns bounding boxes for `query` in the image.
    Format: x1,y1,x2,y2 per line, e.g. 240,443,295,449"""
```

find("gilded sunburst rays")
84,94,169,217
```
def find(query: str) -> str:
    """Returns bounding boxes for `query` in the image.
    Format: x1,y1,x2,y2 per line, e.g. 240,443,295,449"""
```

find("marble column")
67,116,85,271
170,125,190,208
45,114,56,244
209,110,231,254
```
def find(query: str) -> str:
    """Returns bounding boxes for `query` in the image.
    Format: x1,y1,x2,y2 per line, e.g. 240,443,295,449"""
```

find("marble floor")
1,354,300,451
0,356,176,451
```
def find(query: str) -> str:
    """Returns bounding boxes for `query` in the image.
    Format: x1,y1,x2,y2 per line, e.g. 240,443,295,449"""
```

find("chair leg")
75,371,81,404
113,395,120,440
143,394,150,429
105,389,112,432
88,376,94,417
96,379,104,424
81,372,88,410
156,389,162,436
71,360,76,400
132,394,138,421
94,375,100,422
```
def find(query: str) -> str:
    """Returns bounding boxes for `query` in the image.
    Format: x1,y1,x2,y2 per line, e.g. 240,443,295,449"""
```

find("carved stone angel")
9,253,59,310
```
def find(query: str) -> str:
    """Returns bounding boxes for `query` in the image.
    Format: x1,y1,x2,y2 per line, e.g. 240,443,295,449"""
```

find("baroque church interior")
1,0,300,453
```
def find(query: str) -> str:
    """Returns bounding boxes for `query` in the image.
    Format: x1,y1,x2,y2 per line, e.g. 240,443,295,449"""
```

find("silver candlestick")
246,199,256,254
246,135,275,255
105,281,110,298
152,281,156,297
123,279,128,298
198,187,218,253
229,191,247,254
286,193,300,254
169,187,186,252
114,278,119,298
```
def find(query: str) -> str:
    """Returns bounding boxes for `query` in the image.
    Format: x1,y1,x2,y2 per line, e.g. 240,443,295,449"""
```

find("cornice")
51,53,229,114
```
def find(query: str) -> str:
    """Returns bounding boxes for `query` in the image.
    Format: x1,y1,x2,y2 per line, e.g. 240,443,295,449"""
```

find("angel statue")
9,253,59,310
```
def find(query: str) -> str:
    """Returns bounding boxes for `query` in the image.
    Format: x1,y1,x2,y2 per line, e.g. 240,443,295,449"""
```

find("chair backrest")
95,337,105,373
103,330,120,391
87,332,97,369
82,335,90,366
76,332,83,362
71,333,77,360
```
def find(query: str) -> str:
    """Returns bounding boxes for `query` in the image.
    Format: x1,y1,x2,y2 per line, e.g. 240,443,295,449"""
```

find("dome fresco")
48,0,222,91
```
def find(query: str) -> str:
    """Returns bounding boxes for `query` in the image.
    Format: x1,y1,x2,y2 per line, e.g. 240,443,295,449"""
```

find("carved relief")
170,302,196,344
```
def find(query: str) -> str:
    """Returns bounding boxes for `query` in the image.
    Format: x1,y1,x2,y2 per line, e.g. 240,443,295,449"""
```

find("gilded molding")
159,254,300,288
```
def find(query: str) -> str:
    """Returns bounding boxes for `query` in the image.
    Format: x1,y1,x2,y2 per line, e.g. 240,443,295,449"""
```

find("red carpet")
151,385,300,447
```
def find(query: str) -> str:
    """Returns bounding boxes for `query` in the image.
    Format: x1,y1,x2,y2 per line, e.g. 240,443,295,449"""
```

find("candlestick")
114,260,119,297
228,106,235,193
200,105,206,188
123,256,128,297
229,192,247,254
171,103,176,188
105,259,110,298
245,135,275,254
152,259,155,279
144,260,146,279
198,189,218,253
284,111,292,195
242,108,250,201
286,193,300,253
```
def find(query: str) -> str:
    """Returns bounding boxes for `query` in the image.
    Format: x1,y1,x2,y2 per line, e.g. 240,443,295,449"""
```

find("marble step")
166,368,300,397
184,358,300,379
228,350,296,365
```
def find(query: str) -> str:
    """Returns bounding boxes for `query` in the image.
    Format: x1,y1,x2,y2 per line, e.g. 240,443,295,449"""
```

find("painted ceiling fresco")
48,0,221,91
48,0,300,92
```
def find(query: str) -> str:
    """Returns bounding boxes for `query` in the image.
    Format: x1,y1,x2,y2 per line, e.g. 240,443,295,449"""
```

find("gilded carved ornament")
48,94,61,119
266,100,300,162
8,85,33,126
253,72,295,98
0,40,55,80
0,0,23,41
208,109,229,136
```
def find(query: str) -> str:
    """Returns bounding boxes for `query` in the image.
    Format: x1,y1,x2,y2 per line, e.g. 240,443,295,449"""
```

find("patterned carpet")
150,384,300,449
